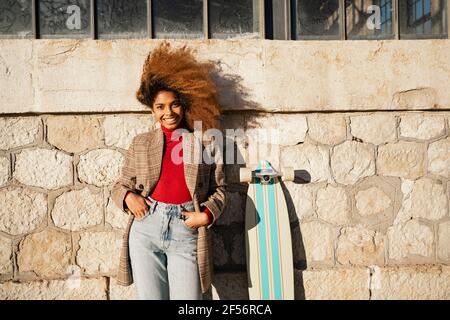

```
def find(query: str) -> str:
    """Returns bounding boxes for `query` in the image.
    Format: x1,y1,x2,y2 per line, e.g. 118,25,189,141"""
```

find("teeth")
164,118,176,124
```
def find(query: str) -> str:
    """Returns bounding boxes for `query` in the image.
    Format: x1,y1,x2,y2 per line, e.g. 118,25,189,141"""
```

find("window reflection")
97,0,147,39
346,0,394,39
0,0,32,38
209,0,260,39
400,0,448,38
39,0,90,38
153,0,203,39
294,0,341,39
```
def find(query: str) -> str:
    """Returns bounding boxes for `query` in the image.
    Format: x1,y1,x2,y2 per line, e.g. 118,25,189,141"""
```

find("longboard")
241,160,295,300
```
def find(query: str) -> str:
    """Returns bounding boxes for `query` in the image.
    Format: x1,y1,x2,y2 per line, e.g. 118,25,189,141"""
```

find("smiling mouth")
163,117,178,124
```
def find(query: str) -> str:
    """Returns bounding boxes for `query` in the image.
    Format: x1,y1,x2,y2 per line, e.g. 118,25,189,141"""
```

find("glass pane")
346,0,394,39
295,0,341,39
0,0,32,38
153,0,203,39
399,0,448,38
39,0,91,38
97,0,147,39
209,0,260,39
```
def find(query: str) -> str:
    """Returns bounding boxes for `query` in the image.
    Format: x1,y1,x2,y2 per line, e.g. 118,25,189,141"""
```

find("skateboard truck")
240,163,295,184
255,168,280,184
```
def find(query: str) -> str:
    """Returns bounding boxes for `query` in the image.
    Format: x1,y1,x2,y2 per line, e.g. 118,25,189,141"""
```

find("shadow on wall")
209,59,264,112
206,66,311,300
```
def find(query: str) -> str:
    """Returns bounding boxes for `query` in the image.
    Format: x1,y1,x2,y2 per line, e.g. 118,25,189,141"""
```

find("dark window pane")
153,0,203,39
346,0,394,39
209,0,260,39
294,0,341,39
399,0,448,38
97,0,147,39
0,0,32,38
39,0,91,38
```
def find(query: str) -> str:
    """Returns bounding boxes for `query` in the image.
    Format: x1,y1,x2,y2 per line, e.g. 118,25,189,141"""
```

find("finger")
144,198,153,206
182,211,193,218
133,212,142,219
134,208,145,219
184,220,194,228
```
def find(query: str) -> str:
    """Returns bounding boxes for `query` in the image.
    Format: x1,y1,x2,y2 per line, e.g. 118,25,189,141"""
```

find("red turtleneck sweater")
150,125,191,203
125,125,212,223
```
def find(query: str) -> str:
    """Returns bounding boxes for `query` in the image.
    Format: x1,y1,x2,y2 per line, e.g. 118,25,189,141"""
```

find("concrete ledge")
1,39,450,114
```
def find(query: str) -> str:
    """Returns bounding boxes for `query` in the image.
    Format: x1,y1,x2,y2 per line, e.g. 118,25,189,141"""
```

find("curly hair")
136,42,222,132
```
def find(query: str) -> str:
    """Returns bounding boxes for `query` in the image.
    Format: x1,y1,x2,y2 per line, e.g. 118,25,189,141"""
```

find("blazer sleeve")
200,148,227,228
112,136,138,214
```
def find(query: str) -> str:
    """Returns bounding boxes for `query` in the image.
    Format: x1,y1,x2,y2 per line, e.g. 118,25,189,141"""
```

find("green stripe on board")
267,177,283,299
255,163,270,299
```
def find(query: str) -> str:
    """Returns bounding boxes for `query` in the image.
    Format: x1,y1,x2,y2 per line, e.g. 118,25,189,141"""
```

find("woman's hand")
181,211,210,229
124,192,153,219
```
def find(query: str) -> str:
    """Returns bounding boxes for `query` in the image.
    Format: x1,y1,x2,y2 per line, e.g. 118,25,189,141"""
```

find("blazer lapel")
146,128,164,193
182,131,201,199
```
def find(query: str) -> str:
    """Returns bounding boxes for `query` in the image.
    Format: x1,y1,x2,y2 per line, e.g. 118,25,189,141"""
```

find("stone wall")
0,39,449,299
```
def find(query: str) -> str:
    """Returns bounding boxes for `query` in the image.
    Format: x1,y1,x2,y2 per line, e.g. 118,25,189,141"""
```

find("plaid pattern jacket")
111,127,227,293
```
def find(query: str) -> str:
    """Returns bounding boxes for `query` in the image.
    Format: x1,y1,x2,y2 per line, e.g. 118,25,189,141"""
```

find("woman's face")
152,90,184,130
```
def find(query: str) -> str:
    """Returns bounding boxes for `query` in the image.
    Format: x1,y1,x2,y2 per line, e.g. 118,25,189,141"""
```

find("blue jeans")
129,196,202,300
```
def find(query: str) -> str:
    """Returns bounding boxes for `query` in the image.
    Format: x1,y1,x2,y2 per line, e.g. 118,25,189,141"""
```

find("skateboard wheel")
240,168,253,183
282,167,295,181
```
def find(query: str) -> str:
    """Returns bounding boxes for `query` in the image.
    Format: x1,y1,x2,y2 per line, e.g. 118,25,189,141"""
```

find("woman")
112,42,227,300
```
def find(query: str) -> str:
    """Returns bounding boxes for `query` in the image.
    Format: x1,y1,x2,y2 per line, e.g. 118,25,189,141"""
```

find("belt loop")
150,199,158,215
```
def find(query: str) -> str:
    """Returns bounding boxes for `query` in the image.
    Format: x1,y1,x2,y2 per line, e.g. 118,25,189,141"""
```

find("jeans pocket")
180,219,198,233
135,201,155,221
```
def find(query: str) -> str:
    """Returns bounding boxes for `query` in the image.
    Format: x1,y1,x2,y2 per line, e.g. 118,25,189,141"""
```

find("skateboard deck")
242,160,294,300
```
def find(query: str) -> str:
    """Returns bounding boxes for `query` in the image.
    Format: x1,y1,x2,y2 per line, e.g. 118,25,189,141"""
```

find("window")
0,0,33,38
153,0,203,39
400,0,448,38
290,0,448,39
293,0,341,40
346,0,394,39
97,0,147,39
39,0,91,38
209,0,261,39
0,0,448,40
0,0,263,39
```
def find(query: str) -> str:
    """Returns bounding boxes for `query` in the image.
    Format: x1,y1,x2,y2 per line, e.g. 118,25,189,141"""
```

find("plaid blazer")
111,127,227,293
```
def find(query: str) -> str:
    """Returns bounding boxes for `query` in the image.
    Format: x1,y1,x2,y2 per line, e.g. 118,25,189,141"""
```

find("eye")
155,105,163,110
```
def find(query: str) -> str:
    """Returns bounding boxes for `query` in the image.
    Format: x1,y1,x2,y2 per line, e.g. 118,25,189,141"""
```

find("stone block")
307,114,347,145
350,113,397,145
17,229,72,277
399,114,446,140
281,144,331,183
331,141,375,185
13,148,73,189
77,149,123,187
76,231,122,275
0,118,40,150
0,187,47,235
377,142,426,179
316,185,350,226
47,116,103,153
51,188,103,231
428,137,450,178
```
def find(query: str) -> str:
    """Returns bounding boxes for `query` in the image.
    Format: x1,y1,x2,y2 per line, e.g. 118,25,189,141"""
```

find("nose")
164,105,175,116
